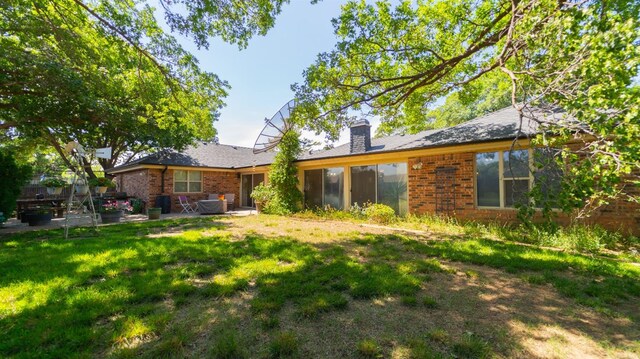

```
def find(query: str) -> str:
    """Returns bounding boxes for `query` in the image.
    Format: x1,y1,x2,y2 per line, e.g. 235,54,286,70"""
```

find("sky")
168,1,376,148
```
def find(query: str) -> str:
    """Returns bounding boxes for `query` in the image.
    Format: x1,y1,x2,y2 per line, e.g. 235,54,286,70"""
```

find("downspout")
161,165,168,194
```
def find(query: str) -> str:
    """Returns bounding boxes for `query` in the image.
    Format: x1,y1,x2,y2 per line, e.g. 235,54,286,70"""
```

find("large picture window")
174,170,202,193
303,167,345,210
476,148,561,208
350,163,408,215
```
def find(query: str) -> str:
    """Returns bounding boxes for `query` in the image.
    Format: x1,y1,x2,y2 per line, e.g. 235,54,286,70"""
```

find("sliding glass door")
350,163,408,215
241,173,265,207
350,165,377,207
303,167,345,210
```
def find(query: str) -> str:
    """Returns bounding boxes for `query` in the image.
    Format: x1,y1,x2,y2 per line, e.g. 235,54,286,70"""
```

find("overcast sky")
164,0,376,148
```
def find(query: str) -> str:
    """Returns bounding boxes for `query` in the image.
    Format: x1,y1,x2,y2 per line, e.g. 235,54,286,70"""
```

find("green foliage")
451,333,491,359
0,151,32,217
269,331,298,358
0,217,638,356
250,182,276,205
356,339,382,358
293,0,640,215
208,328,246,359
364,203,396,224
88,177,115,188
263,131,303,215
41,178,66,188
1,0,301,176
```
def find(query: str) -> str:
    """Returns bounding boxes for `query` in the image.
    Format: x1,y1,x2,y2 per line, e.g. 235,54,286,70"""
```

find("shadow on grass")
0,218,638,358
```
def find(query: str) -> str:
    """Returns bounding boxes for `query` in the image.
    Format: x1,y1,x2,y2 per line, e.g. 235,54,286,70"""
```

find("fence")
19,184,115,199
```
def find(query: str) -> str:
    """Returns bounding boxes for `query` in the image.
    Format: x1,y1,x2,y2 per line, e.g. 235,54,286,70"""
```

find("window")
174,170,202,193
476,148,562,208
303,167,344,209
377,163,408,215
503,150,530,207
350,163,408,215
476,152,500,207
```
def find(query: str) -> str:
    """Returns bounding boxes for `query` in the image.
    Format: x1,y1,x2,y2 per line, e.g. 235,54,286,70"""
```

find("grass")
1,215,639,358
356,339,381,358
269,331,298,358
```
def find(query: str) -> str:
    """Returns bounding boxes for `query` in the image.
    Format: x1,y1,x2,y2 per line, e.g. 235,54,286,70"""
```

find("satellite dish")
253,99,296,154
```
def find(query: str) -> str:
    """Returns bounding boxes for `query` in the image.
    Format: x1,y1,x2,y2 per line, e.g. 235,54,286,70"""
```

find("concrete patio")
0,208,256,235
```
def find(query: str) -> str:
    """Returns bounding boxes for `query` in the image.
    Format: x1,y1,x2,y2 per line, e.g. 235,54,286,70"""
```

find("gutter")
161,165,168,194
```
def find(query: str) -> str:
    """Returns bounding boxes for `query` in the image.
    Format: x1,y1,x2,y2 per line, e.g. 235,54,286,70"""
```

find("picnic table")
16,198,66,219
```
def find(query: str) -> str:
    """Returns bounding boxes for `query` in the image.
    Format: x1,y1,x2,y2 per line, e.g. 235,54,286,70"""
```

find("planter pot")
95,186,108,194
46,187,63,195
147,208,162,220
28,213,52,226
100,210,123,224
255,202,263,213
22,209,39,223
75,184,89,195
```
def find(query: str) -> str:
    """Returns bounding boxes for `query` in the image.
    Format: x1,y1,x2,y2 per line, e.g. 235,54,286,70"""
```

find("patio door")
241,173,265,207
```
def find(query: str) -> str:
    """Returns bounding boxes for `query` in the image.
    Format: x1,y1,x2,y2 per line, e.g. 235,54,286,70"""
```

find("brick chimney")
350,119,371,154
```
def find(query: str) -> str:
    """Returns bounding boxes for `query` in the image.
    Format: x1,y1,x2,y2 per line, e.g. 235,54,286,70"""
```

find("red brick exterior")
114,150,639,234
116,169,240,212
408,152,640,235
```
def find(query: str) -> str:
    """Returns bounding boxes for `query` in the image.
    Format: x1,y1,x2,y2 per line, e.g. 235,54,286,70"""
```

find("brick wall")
116,168,240,212
117,169,150,203
149,169,240,212
408,152,640,235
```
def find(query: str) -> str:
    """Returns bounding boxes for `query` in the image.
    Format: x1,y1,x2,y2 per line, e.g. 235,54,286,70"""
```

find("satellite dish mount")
253,99,296,154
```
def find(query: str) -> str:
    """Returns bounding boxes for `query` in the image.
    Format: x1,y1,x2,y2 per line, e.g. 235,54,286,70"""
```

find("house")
108,106,640,233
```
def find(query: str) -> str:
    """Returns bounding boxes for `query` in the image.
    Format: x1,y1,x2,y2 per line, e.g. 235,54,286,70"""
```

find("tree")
293,0,640,215
0,151,32,218
1,0,298,177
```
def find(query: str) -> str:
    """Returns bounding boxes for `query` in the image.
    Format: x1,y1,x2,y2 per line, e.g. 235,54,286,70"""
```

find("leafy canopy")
293,0,640,214
1,0,304,176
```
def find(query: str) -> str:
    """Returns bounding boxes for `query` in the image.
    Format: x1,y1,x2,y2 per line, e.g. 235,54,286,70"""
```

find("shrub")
0,151,32,217
364,203,396,224
41,177,66,188
250,183,275,207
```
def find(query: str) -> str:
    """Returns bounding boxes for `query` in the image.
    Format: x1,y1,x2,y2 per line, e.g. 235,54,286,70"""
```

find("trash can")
155,195,171,214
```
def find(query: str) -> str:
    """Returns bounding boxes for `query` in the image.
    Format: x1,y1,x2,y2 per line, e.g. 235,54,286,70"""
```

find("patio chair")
224,193,235,211
178,195,196,213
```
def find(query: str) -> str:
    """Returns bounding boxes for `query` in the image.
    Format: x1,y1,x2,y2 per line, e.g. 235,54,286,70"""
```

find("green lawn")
1,216,638,358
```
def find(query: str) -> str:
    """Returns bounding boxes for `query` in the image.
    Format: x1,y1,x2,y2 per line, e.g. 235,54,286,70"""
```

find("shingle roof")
109,106,558,172
299,106,550,161
109,143,276,172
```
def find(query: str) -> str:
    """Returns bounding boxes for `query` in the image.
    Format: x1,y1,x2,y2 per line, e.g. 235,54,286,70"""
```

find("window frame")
303,167,345,210
173,170,203,194
348,162,409,215
475,149,534,209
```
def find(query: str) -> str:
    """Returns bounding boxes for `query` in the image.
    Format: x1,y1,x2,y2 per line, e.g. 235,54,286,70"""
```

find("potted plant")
100,201,132,224
41,178,66,195
89,177,115,194
147,207,161,220
75,179,89,195
27,206,53,226
249,183,274,213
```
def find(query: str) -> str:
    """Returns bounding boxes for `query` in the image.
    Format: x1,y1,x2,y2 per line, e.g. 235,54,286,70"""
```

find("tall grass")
297,208,639,256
